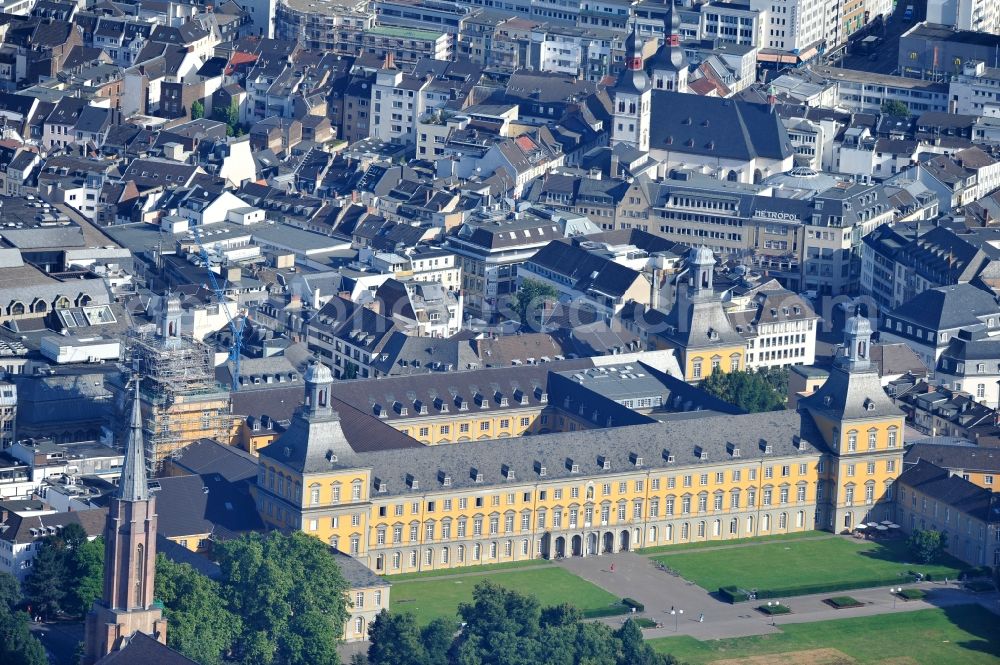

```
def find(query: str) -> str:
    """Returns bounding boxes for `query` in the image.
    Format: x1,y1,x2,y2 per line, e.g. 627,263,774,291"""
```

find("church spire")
83,376,167,663
118,381,149,502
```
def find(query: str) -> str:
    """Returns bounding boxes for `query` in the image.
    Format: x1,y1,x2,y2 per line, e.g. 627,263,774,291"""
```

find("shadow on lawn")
926,598,1000,659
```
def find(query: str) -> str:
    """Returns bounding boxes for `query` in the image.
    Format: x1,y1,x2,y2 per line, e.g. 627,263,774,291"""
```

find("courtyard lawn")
650,605,1000,665
390,566,622,626
639,530,831,555
653,536,965,596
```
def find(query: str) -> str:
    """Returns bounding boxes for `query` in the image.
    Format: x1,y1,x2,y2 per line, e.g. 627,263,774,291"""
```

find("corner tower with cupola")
611,24,652,152
799,311,905,532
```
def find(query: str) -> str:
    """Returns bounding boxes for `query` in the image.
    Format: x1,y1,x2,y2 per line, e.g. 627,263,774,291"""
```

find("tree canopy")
155,556,240,665
365,581,681,665
699,367,787,412
0,572,46,665
215,530,350,665
880,100,909,117
514,279,558,331
907,529,948,564
21,523,104,620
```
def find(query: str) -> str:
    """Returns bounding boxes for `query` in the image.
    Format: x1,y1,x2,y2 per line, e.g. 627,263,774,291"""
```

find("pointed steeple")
118,381,149,502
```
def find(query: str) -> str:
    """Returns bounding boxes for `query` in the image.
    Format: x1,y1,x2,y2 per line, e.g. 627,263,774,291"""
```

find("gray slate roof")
282,410,820,496
905,440,1000,474
888,283,1000,333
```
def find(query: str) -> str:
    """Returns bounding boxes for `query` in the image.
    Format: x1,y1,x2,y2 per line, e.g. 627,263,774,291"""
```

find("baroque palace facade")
254,315,904,575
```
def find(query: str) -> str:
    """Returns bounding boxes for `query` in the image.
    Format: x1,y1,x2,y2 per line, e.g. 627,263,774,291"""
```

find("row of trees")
155,530,351,665
699,367,788,413
22,522,103,621
361,581,681,665
0,573,46,665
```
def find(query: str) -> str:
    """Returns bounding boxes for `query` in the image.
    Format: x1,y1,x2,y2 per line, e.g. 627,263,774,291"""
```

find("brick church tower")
83,381,167,664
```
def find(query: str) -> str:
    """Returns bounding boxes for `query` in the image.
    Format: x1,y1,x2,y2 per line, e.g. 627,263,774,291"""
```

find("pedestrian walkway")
556,551,1000,641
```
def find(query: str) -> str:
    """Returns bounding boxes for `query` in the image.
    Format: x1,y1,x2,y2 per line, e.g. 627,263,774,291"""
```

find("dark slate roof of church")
96,631,198,664
648,92,793,161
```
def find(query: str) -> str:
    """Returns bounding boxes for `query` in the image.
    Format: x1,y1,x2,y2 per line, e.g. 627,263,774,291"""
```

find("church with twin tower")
611,4,688,153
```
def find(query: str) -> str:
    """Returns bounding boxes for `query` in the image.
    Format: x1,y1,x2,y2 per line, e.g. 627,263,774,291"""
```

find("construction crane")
193,229,245,391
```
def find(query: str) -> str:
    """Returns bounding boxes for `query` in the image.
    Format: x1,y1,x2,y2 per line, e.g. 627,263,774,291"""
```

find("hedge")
961,566,993,580
757,603,791,615
582,604,631,619
623,597,645,612
897,588,925,600
965,580,996,593
718,573,930,603
718,586,750,603
825,596,863,609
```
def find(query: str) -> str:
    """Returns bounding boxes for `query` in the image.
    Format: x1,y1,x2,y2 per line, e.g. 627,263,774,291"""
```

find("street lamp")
890,587,902,608
766,601,779,626
670,608,683,631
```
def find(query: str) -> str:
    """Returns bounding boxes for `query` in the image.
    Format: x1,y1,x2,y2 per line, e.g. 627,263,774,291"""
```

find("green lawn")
650,606,1000,665
390,566,622,625
639,530,831,555
653,536,965,595
384,558,551,581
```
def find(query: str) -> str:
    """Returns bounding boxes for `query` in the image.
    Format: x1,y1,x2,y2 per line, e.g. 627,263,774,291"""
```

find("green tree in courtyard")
62,523,103,618
21,536,66,620
367,611,428,665
514,279,559,331
908,529,948,564
699,367,786,412
880,100,909,117
367,581,683,665
0,571,46,665
155,555,240,665
215,530,350,665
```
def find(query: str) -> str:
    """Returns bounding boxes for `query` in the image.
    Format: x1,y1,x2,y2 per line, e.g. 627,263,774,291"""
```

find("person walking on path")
610,562,615,573
698,612,704,623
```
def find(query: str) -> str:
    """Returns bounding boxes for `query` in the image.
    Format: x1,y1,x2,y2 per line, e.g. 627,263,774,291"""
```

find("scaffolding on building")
125,330,234,471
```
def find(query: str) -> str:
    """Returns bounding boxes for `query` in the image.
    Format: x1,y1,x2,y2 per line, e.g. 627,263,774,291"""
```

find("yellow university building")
639,247,746,382
254,314,905,579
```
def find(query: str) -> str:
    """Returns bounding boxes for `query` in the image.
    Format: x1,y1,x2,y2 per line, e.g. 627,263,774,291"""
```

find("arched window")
134,543,145,608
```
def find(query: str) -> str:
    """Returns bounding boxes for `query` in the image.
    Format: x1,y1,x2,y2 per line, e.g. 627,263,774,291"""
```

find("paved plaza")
556,550,1000,640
